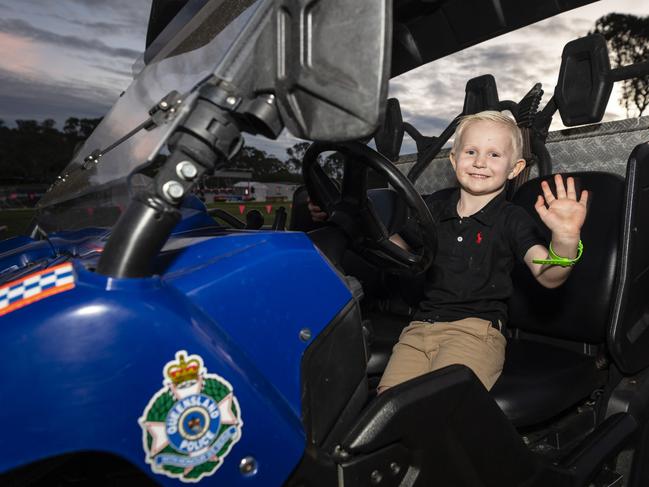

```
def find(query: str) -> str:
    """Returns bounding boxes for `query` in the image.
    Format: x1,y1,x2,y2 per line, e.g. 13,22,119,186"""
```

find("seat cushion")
491,339,606,427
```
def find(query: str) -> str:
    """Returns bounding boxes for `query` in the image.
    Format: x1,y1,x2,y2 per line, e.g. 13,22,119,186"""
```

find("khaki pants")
378,317,506,391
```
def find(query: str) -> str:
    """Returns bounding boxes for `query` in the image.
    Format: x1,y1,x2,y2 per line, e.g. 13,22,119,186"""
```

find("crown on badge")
165,353,200,385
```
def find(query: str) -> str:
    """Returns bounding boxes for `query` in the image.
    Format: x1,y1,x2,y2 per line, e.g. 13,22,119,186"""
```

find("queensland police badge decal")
139,350,243,482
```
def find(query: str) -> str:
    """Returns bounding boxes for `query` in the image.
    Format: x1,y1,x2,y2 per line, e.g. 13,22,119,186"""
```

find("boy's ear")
449,151,457,171
507,159,526,180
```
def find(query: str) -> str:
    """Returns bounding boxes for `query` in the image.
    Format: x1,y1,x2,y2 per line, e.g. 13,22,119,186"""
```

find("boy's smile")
450,120,525,198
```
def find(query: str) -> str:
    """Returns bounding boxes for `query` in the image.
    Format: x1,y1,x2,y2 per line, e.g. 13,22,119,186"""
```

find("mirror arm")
97,80,283,278
610,61,649,83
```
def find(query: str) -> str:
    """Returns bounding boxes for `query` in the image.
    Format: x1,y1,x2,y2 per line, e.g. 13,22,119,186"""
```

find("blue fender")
0,231,352,485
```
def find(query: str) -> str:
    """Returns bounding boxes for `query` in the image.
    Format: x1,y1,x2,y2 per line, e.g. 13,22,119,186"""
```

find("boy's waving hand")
524,174,589,289
534,174,588,239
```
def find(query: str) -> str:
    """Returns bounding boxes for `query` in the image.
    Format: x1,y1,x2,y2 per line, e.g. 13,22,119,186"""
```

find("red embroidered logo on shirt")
476,232,483,244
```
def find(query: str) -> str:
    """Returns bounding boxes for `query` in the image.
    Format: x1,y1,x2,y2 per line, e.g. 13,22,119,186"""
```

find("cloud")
0,66,119,125
89,63,134,78
244,131,308,161
16,0,149,35
385,2,641,140
387,32,575,138
0,18,141,60
66,0,142,10
523,15,594,38
68,19,135,36
0,32,40,75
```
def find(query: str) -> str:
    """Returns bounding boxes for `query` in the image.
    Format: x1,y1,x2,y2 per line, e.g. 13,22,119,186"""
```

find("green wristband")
533,240,583,267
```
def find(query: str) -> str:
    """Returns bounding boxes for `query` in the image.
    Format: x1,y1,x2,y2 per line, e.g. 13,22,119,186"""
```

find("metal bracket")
145,90,184,130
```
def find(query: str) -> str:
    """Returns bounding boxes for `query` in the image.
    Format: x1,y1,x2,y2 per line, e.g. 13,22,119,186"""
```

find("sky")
0,0,647,158
390,0,649,153
0,0,148,122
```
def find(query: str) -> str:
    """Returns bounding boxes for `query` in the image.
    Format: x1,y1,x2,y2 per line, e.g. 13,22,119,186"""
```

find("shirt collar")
439,188,507,227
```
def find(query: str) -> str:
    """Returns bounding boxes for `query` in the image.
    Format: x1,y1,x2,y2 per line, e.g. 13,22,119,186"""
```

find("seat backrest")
609,143,649,374
508,171,624,344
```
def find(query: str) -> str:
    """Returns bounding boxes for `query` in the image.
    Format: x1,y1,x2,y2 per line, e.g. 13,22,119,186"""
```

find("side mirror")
145,0,392,142
271,0,392,141
374,98,405,162
555,34,612,126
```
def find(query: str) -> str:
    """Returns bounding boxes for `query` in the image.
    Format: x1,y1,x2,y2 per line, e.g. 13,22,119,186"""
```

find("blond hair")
451,111,523,162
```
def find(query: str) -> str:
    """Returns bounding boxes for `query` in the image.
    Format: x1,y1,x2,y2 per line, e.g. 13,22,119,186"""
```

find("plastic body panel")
609,143,649,374
0,229,352,485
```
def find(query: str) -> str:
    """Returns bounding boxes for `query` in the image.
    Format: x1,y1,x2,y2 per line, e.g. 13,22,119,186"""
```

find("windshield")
31,0,648,234
34,0,261,233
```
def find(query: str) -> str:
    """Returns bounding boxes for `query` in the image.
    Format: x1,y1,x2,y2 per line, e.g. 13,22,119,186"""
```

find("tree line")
0,117,102,185
0,118,342,187
0,13,646,188
591,13,649,117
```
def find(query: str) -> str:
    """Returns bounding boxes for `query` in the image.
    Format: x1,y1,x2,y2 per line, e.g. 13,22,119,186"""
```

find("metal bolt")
333,445,350,460
176,161,198,180
266,94,275,104
226,96,237,106
162,180,184,201
239,456,258,477
370,470,383,484
299,328,312,342
390,462,401,475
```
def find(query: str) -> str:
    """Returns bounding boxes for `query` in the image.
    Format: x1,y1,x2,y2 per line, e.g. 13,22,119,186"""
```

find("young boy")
309,111,588,392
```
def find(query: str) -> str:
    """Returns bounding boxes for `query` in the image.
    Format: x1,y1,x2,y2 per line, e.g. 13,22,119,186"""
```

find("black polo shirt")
412,188,546,325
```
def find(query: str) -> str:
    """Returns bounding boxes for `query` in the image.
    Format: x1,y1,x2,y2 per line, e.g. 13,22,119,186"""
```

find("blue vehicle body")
5,0,649,485
0,218,352,485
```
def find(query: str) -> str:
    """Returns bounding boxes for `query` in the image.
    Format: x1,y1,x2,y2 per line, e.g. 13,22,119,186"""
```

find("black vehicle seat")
290,145,649,485
606,143,649,377
491,165,633,426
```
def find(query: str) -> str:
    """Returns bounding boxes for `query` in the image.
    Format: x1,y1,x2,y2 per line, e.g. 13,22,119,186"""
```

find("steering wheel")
303,141,437,274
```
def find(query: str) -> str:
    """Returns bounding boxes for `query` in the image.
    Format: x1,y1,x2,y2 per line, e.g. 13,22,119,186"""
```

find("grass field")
207,201,293,227
0,201,293,239
0,209,35,239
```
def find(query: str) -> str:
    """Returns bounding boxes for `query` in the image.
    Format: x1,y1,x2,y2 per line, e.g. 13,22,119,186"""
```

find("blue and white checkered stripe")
0,264,75,311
